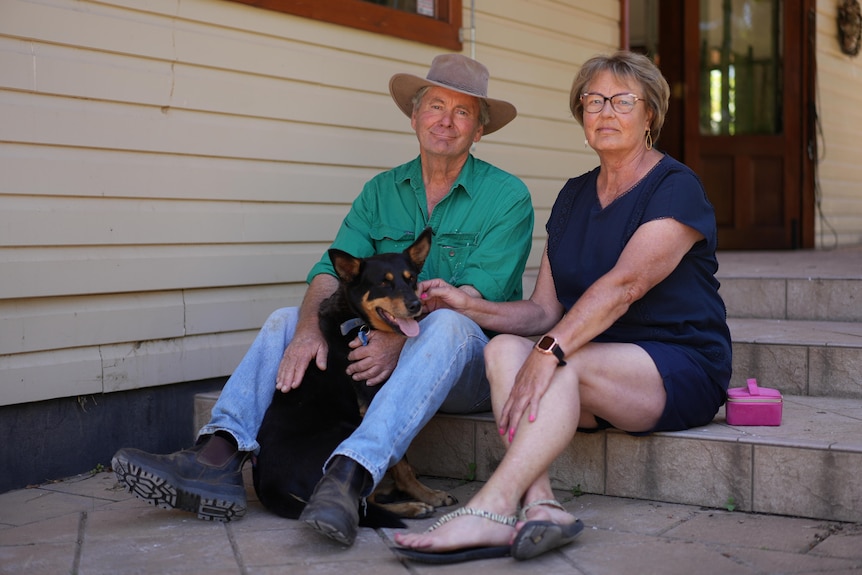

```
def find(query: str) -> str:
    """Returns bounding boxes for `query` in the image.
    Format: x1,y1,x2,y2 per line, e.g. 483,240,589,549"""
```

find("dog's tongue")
396,317,420,337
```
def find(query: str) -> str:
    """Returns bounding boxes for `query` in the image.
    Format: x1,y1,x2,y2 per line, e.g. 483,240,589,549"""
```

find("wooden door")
648,0,815,249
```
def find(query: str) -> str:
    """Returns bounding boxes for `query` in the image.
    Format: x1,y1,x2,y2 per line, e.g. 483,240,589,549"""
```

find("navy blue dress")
546,155,732,431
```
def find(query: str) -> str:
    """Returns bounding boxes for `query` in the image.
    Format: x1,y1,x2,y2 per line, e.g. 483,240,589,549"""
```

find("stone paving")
1,469,861,574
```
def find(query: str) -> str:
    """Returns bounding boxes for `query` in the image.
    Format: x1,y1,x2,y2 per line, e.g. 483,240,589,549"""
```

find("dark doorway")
628,0,816,249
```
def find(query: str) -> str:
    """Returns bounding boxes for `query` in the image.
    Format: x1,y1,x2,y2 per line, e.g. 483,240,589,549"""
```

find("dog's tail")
359,501,406,529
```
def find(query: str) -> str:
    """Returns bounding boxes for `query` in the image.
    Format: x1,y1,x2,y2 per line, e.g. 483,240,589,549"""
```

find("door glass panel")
699,0,783,135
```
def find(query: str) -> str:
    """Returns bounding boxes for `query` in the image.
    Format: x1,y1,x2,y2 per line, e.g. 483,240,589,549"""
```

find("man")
112,53,534,547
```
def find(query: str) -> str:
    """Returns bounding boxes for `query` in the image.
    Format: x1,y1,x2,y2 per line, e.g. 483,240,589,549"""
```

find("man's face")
411,86,484,159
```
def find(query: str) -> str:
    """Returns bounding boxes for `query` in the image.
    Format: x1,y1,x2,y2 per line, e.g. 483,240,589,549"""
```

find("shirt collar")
398,154,476,199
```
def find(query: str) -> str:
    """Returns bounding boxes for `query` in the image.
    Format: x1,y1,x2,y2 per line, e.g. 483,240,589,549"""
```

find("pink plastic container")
726,378,783,426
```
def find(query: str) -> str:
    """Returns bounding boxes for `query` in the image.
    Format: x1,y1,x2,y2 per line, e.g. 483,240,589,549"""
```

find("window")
232,0,463,51
699,0,782,136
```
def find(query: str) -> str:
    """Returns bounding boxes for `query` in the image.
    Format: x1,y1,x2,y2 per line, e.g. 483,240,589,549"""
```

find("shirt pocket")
436,232,480,284
369,225,417,254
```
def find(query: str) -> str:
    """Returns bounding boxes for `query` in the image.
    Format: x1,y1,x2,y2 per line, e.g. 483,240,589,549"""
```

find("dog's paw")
378,501,436,518
423,490,457,508
405,502,436,519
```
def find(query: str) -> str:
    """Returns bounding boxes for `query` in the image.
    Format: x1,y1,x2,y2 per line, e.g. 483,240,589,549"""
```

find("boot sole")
112,454,246,522
302,517,354,546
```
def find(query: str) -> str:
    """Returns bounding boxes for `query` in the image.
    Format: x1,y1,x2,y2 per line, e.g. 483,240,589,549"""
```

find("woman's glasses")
581,93,643,114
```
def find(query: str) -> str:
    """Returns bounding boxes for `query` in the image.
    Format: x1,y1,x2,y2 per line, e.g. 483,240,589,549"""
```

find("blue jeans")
199,307,491,492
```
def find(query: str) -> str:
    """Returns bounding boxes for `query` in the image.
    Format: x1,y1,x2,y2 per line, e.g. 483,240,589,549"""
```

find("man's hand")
345,330,406,386
275,329,328,392
275,274,339,392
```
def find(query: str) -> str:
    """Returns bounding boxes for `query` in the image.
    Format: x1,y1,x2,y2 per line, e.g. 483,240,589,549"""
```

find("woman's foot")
394,506,517,553
518,498,577,527
511,499,584,561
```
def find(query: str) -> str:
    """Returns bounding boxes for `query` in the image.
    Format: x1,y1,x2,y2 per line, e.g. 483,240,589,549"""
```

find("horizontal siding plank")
0,347,103,406
474,144,596,191
0,144,378,203
0,330,256,406
0,91,415,168
0,36,174,104
484,0,619,32
0,245,324,299
0,91,579,181
1,0,415,103
477,6,618,58
0,36,406,132
0,292,184,355
184,284,307,335
0,0,177,61
101,330,255,393
0,37,40,92
0,195,349,246
0,284,309,360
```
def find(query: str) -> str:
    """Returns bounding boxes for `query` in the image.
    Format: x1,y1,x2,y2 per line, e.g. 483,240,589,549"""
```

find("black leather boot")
299,455,372,546
112,435,250,522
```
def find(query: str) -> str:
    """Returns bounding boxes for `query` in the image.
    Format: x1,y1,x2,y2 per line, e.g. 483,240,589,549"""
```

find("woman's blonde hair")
570,51,670,143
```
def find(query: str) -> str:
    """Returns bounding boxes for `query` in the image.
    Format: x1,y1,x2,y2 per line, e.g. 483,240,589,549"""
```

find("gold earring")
645,129,653,151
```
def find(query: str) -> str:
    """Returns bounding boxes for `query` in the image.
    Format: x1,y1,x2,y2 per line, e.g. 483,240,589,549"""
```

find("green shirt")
307,154,534,303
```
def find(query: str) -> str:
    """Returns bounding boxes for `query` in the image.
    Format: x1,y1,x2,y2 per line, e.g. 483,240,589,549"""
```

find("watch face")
537,335,555,351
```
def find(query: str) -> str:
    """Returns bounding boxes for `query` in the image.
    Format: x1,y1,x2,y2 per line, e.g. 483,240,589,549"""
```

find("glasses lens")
582,95,602,113
611,95,636,113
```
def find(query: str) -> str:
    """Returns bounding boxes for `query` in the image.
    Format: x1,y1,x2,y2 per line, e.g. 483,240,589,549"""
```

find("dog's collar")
340,317,370,346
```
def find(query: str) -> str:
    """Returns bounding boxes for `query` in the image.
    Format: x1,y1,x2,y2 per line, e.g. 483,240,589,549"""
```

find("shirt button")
449,250,455,257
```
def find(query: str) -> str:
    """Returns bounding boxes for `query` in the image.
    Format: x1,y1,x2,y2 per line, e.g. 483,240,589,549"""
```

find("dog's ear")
405,227,432,272
328,249,362,284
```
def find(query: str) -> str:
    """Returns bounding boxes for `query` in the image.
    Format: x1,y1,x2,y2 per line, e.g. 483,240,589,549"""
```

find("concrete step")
406,396,862,523
193,391,862,523
728,318,862,398
716,247,862,322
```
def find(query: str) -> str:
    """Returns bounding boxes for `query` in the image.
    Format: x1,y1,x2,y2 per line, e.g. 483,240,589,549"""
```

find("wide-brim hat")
389,54,517,135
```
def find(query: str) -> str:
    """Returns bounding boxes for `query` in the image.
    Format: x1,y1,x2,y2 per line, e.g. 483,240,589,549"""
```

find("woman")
393,50,732,564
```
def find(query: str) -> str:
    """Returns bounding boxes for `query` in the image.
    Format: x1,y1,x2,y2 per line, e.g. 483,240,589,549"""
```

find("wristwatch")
534,335,567,366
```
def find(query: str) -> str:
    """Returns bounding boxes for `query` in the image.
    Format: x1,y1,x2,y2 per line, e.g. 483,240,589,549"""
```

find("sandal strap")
427,507,517,532
519,499,566,521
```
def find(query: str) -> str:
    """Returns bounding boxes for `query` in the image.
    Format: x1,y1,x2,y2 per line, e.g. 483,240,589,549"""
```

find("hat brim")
389,73,517,135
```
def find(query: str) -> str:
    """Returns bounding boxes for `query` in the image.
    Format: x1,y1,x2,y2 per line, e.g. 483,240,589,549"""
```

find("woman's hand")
346,330,406,386
419,279,473,313
498,351,559,442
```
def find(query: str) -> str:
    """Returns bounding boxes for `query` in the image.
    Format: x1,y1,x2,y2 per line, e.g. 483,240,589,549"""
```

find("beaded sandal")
392,507,517,564
518,498,567,521
511,499,584,560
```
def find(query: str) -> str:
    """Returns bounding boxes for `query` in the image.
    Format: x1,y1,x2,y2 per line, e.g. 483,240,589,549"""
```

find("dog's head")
328,227,432,337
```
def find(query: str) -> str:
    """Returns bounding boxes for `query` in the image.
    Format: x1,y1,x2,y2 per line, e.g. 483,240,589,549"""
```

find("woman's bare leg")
394,335,665,552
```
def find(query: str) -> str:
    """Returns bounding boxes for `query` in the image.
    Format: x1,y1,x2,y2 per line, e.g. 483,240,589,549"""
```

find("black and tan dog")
252,228,455,527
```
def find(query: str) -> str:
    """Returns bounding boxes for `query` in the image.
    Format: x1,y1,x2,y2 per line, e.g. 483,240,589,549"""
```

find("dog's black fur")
252,228,448,527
